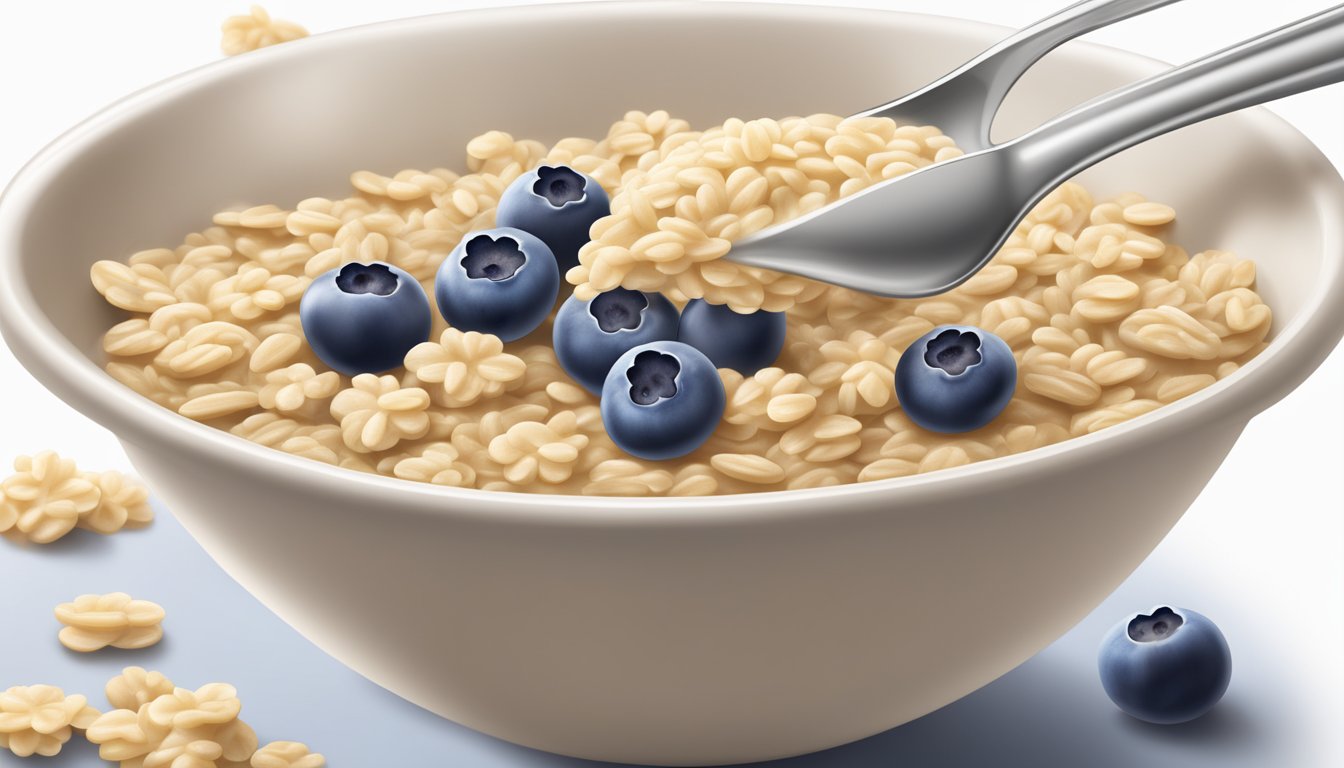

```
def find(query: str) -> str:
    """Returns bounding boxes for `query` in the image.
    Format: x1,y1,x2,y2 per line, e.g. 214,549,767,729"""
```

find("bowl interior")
5,1,1342,478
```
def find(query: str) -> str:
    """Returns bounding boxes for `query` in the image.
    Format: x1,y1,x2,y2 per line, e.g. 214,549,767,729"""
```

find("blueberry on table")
496,164,611,273
600,340,725,461
434,227,559,342
677,299,786,375
300,261,431,375
1098,606,1231,725
894,325,1016,433
554,288,680,394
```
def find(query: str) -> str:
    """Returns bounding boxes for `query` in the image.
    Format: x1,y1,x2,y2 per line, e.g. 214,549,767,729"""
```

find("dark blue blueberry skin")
600,340,725,461
299,261,431,375
434,227,559,342
894,325,1016,433
495,164,611,274
677,299,786,375
553,288,680,394
1098,606,1231,725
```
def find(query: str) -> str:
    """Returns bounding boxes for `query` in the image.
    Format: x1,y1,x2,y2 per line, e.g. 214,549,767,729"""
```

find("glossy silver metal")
729,3,1344,298
858,0,1184,150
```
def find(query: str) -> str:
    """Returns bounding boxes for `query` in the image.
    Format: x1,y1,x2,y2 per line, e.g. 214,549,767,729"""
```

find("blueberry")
434,227,559,342
600,340,725,461
299,261,431,375
553,288,680,394
1098,606,1231,724
496,164,610,273
677,299,786,375
894,325,1016,433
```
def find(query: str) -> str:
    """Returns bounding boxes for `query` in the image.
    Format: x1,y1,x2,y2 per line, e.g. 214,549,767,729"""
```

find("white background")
1,1,1341,765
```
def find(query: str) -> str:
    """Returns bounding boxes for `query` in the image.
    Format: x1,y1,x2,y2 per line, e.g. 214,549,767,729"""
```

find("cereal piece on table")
79,471,154,534
55,593,166,653
0,685,100,758
252,740,326,768
106,668,176,712
1,452,101,544
87,682,257,768
221,6,308,56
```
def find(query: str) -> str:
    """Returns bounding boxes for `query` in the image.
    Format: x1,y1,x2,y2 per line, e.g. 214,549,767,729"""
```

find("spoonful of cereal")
725,3,1344,297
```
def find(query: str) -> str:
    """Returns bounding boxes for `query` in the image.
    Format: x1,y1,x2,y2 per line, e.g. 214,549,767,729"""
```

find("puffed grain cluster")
55,593,166,653
0,685,99,758
0,453,152,543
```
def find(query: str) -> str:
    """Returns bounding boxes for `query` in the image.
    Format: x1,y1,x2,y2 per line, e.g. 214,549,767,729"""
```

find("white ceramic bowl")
2,3,1342,765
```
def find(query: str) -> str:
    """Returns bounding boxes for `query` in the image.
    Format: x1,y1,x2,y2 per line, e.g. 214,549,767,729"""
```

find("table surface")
1,2,1342,766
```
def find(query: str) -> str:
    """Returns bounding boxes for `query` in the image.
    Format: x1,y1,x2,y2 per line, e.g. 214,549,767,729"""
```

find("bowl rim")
2,0,1343,525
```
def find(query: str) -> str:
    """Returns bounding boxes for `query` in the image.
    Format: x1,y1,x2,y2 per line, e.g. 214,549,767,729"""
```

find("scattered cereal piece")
252,740,326,768
87,682,257,768
79,471,154,534
221,6,308,56
0,685,99,758
105,668,175,712
55,593,166,653
1,457,153,543
1,452,101,544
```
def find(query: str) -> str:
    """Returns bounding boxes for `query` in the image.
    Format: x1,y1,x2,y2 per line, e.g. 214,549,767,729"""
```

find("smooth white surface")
0,1,1340,765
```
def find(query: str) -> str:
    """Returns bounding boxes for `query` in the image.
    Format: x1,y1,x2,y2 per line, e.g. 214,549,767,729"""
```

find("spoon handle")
1013,3,1344,190
860,0,1184,147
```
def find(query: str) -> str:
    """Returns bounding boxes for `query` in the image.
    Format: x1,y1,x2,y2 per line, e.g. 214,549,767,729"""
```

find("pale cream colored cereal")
179,387,263,422
89,108,1272,496
330,374,432,453
221,6,308,56
87,682,257,768
214,204,290,230
249,333,305,373
710,454,786,485
55,593,166,653
80,471,154,534
106,668,176,712
1,456,151,541
154,321,258,378
487,411,589,486
391,442,476,488
1123,201,1177,227
582,459,675,496
0,685,99,758
568,114,960,312
259,364,341,415
252,741,326,768
1,452,101,544
808,330,901,415
405,328,526,407
208,263,308,322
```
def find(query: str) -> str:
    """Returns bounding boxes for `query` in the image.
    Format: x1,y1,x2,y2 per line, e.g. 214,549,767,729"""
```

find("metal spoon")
858,0,1185,151
728,4,1344,298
